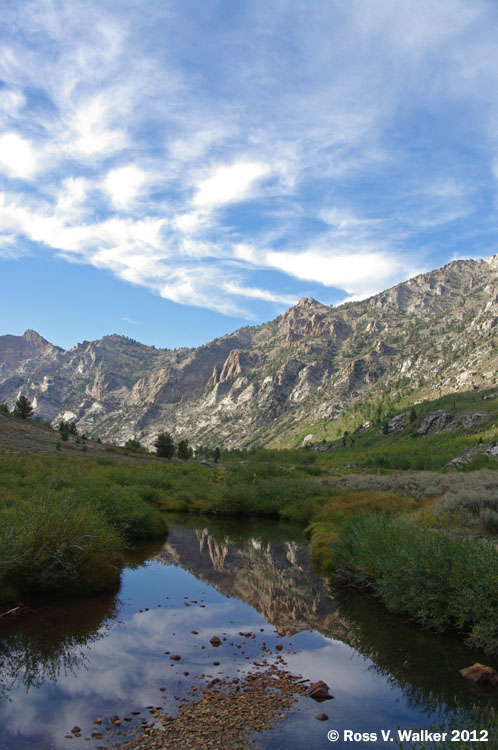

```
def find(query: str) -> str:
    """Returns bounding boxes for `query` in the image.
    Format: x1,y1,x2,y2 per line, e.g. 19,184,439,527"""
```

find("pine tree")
177,438,193,460
13,395,33,419
154,431,175,458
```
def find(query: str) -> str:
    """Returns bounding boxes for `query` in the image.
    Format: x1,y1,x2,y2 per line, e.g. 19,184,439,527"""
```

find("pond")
1,515,497,749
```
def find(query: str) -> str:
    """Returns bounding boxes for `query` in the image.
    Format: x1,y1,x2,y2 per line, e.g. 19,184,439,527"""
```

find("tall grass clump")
332,513,498,654
0,454,170,602
0,492,122,600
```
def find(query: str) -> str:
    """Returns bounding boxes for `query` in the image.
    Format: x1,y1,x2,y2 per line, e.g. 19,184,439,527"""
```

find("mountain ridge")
1,254,497,448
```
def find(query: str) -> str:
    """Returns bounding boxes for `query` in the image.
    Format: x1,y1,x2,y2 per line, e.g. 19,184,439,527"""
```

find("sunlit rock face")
1,255,498,447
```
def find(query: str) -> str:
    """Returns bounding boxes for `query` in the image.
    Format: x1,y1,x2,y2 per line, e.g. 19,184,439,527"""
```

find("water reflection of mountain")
157,520,347,638
158,521,498,717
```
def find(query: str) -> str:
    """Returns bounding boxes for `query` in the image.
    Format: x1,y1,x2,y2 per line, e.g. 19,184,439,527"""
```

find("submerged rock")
460,663,498,687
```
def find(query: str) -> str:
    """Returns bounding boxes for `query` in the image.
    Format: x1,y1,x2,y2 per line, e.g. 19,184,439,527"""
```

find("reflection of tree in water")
0,537,166,700
330,588,498,718
0,592,119,698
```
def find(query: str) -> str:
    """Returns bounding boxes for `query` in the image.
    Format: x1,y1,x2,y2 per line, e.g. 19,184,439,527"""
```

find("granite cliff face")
1,255,497,447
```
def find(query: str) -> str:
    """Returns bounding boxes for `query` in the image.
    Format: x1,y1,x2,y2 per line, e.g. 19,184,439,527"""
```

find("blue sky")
1,0,498,350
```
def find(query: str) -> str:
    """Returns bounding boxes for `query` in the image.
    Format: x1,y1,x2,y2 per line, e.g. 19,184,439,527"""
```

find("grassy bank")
330,513,498,655
0,451,337,602
0,455,167,602
2,446,498,657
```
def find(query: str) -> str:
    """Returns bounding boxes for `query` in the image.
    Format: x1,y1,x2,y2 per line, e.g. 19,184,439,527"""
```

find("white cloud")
0,233,20,258
1,0,498,323
104,165,148,210
223,282,296,305
68,95,127,157
55,177,92,219
171,211,205,234
193,161,271,208
264,248,403,294
0,89,25,117
320,207,382,232
169,127,230,162
426,178,468,200
0,132,39,179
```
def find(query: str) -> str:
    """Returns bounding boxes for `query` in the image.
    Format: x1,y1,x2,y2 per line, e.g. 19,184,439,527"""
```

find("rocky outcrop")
447,442,498,469
208,349,259,386
417,411,455,435
1,254,498,448
0,330,61,378
418,410,486,436
380,412,409,434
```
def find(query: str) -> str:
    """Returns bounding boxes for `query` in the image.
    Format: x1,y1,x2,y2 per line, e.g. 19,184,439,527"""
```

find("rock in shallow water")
460,663,498,687
309,680,334,701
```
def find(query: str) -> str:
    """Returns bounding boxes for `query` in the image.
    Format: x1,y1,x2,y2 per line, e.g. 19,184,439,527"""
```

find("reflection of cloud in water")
2,521,497,750
0,565,266,748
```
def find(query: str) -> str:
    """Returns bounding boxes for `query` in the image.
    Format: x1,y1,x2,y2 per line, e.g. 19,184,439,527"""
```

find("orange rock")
460,663,498,686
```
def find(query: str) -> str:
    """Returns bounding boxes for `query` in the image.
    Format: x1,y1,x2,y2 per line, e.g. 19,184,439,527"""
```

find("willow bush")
332,513,498,654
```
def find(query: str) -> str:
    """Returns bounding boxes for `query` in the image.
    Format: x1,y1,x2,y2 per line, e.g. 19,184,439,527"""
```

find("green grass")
0,492,123,600
331,513,498,655
0,455,168,601
2,384,498,659
0,452,340,601
266,386,498,469
158,459,335,523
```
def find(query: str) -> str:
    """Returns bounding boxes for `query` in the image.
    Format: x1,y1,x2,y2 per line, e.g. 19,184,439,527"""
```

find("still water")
1,516,497,749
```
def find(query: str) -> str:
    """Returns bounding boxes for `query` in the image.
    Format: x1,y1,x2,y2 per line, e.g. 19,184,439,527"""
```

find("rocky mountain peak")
1,255,497,449
486,252,498,270
22,329,60,352
294,297,327,310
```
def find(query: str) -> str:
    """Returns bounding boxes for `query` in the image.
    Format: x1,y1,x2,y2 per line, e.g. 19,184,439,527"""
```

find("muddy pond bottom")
1,517,497,750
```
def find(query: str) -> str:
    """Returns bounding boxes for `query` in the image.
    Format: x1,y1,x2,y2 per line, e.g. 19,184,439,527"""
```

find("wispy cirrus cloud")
1,0,498,320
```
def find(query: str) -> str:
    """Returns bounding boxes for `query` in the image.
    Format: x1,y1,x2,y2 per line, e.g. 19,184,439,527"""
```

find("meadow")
1,384,498,653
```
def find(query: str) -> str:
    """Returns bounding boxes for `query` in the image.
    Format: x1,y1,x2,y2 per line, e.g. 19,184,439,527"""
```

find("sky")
1,0,498,350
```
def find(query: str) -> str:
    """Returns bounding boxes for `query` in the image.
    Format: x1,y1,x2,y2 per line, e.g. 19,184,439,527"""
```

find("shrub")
124,438,145,452
332,513,498,654
480,509,498,535
0,493,122,598
436,485,498,534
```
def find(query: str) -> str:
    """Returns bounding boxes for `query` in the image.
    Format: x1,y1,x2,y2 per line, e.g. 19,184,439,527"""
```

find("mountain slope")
1,255,497,448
